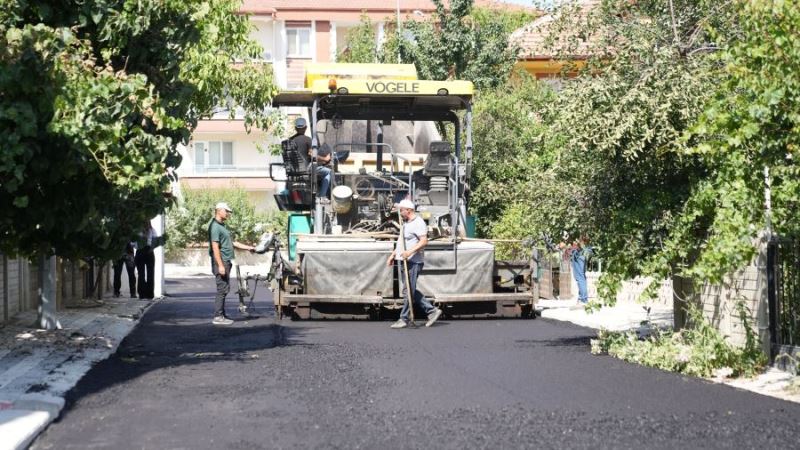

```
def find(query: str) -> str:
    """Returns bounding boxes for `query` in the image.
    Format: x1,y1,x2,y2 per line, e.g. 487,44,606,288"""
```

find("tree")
679,0,800,281
336,14,379,64
473,0,741,302
398,0,518,89
332,1,519,89
470,5,538,34
0,0,279,261
470,72,562,247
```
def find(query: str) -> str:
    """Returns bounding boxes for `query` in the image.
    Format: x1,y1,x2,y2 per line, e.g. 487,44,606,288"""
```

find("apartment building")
177,0,531,211
176,1,445,211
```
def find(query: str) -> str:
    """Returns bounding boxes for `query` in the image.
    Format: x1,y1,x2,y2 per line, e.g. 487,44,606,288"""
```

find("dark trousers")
113,255,136,297
398,261,435,322
212,259,233,317
135,247,155,299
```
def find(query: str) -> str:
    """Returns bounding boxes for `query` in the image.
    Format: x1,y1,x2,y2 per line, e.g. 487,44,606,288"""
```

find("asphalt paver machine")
262,63,537,320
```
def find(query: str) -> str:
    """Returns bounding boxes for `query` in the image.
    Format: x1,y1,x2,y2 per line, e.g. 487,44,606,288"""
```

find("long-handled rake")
397,208,416,327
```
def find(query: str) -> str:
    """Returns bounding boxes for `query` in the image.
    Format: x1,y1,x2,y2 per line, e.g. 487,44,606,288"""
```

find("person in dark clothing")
135,221,158,300
315,143,333,198
290,117,312,167
113,242,136,298
208,202,256,325
290,117,332,198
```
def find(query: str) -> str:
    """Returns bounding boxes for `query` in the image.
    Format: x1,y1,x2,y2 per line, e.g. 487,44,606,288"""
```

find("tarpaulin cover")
300,241,393,296
299,240,494,298
417,242,495,296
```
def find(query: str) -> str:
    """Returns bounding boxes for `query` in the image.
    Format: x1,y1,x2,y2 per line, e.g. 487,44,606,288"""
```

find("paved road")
33,277,800,449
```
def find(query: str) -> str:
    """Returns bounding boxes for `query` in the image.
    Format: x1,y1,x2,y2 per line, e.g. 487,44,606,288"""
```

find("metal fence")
768,238,800,362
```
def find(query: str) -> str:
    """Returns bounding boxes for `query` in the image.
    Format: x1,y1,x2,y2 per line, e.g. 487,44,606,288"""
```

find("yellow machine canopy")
272,63,474,115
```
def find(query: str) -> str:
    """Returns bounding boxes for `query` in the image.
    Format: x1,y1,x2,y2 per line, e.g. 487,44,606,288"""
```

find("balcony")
189,164,272,177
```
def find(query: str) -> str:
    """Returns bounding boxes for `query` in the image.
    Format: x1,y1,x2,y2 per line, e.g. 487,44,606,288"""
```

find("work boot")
425,308,443,327
390,319,408,329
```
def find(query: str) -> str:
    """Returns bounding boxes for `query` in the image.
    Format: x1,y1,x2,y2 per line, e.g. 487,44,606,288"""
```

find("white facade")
178,15,384,212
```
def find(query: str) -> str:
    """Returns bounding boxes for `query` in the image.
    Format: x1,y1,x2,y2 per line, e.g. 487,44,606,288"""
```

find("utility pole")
153,215,165,298
396,0,401,63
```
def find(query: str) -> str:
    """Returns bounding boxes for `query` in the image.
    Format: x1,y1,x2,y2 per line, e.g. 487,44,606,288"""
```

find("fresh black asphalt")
32,276,800,449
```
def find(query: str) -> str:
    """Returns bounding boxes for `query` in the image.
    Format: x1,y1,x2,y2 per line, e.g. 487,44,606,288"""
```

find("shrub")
592,301,767,378
165,185,287,256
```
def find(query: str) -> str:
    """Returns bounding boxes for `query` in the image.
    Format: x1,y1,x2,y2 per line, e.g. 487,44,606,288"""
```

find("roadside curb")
538,301,674,332
0,298,159,450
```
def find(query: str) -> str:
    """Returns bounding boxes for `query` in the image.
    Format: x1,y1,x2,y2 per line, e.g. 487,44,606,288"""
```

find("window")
193,141,234,171
287,27,311,57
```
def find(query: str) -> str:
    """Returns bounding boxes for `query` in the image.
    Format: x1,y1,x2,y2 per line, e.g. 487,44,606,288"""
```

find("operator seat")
420,141,452,206
277,139,313,210
423,141,452,177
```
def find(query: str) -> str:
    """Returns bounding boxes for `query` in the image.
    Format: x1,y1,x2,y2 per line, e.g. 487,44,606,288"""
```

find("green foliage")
471,0,757,303
543,0,732,298
336,14,379,64
680,0,800,280
470,6,538,35
592,301,767,378
390,0,518,89
332,1,521,88
470,71,576,257
0,0,280,260
165,185,287,255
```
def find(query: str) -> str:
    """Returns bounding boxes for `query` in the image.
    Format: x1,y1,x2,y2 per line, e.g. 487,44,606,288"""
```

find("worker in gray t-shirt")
386,199,443,328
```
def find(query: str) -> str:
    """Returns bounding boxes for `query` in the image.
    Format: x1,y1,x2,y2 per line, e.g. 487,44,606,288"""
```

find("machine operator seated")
315,143,333,199
288,117,332,199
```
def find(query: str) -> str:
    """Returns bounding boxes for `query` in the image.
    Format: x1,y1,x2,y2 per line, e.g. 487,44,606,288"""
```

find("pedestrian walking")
135,221,159,300
113,241,137,298
386,199,443,329
208,202,256,325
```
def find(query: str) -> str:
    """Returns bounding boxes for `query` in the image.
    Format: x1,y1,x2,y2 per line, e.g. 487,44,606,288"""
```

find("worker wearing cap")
290,117,312,167
386,199,443,328
208,202,256,325
290,117,332,199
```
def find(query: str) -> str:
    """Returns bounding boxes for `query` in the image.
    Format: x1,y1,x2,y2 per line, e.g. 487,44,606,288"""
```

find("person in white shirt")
386,199,443,328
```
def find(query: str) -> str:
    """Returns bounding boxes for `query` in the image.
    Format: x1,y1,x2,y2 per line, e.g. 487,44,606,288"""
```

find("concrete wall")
672,241,770,352
250,19,276,61
579,250,763,351
585,273,673,307
167,248,272,268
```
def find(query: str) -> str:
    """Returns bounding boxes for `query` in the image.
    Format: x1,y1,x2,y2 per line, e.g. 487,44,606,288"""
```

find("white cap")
215,202,233,212
396,199,416,210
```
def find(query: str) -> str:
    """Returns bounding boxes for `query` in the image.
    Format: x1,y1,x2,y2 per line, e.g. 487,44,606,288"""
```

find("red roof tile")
511,0,600,60
241,0,441,13
241,0,535,14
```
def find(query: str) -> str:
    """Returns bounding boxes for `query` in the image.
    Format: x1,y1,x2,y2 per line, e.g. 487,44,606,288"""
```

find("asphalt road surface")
33,277,800,449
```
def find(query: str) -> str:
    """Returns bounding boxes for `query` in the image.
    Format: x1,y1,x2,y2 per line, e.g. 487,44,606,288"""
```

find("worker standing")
208,202,256,325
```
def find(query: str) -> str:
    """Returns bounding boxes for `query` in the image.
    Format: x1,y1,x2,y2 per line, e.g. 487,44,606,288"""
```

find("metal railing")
192,165,271,174
769,238,800,349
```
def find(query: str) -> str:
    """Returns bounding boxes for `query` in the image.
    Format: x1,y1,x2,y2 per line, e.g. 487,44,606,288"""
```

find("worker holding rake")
387,199,443,329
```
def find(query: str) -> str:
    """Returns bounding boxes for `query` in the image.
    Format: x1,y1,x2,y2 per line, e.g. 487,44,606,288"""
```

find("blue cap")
294,117,307,128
